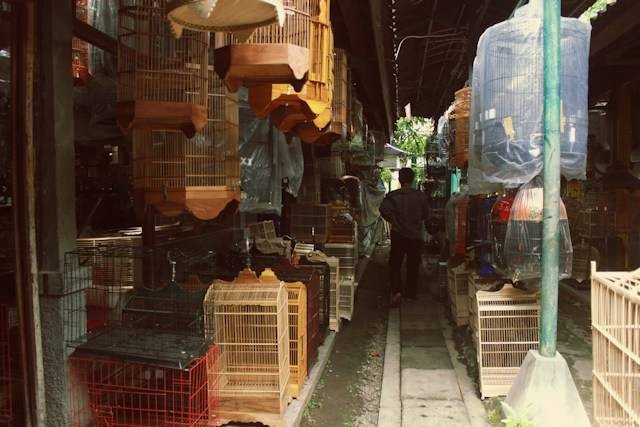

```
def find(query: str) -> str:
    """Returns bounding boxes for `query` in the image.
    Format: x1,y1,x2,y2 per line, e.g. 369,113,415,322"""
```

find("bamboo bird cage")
117,0,209,137
167,0,285,39
323,242,357,321
260,269,308,399
452,86,471,167
72,0,90,85
132,68,240,221
448,265,470,327
591,263,640,426
248,0,333,136
305,251,341,332
213,0,313,93
204,269,290,427
476,284,540,399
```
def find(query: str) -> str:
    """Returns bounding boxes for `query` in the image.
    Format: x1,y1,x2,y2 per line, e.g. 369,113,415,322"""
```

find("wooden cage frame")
213,0,313,92
203,269,290,427
447,265,469,327
117,0,209,137
260,269,308,399
451,86,471,167
476,284,540,399
323,242,357,321
305,251,341,331
290,203,329,244
132,67,240,221
591,263,640,426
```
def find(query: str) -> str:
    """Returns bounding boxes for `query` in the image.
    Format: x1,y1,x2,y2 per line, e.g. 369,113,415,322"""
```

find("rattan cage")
447,265,469,326
320,243,356,321
248,1,334,135
213,0,314,92
591,263,640,426
467,273,503,349
167,0,285,39
476,284,540,399
117,0,209,136
72,0,90,85
204,269,290,427
290,203,329,243
132,68,240,221
452,86,471,167
260,269,307,399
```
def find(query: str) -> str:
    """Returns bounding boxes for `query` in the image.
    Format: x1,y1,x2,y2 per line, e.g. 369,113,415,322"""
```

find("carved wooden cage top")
203,269,290,420
117,0,209,134
132,68,240,220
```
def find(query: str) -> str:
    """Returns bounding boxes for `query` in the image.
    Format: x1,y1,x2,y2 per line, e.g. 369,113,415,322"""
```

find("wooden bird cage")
213,0,313,92
290,203,329,244
132,68,240,221
327,202,356,244
452,86,471,167
323,243,357,321
467,273,503,349
591,263,640,426
476,284,540,399
204,269,290,427
248,1,333,136
73,0,90,85
303,47,348,145
448,265,470,327
260,269,307,399
166,0,285,39
304,251,341,332
117,0,209,137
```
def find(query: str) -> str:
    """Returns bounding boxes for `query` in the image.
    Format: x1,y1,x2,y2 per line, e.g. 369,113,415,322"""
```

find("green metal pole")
541,0,561,357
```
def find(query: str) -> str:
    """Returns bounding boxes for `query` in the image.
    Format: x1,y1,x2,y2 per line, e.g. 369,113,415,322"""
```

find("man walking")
379,168,429,305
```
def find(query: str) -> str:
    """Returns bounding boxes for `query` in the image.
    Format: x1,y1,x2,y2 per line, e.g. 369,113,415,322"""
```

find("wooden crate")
260,269,307,399
591,264,640,426
204,269,289,427
117,0,209,136
448,266,469,326
476,284,540,399
291,203,330,244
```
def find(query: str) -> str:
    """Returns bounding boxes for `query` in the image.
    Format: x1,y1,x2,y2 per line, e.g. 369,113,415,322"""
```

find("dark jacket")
379,187,429,240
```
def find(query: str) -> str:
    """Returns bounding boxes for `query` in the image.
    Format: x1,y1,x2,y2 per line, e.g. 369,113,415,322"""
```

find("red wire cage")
69,343,220,427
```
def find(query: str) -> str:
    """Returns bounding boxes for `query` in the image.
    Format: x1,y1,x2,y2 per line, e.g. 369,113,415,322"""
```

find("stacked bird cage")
322,242,357,321
327,202,356,244
204,269,290,426
591,264,640,426
132,68,240,221
476,284,540,399
213,0,312,92
0,304,13,424
467,273,503,349
290,203,329,244
304,251,341,332
447,265,469,326
452,86,471,167
117,0,209,136
260,269,307,399
72,0,90,85
69,335,218,427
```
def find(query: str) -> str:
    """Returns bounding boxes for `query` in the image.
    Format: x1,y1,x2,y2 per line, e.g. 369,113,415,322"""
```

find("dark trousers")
389,231,422,298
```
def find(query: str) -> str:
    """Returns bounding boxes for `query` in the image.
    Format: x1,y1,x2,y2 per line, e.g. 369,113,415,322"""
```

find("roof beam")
368,0,395,135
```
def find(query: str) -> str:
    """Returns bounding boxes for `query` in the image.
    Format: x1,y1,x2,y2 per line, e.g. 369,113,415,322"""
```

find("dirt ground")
300,246,390,427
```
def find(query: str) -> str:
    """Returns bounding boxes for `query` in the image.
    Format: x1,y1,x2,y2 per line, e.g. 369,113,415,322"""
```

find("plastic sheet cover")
504,177,573,282
358,173,386,256
445,188,468,257
473,0,591,185
279,136,304,198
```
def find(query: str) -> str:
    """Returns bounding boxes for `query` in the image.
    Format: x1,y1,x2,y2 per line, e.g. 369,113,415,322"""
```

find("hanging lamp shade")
132,68,240,221
166,0,285,39
249,6,333,140
117,0,209,137
213,0,319,93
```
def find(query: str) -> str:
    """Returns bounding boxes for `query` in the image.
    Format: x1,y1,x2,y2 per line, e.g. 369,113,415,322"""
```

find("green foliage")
393,116,434,157
380,168,392,187
501,402,537,427
579,0,612,22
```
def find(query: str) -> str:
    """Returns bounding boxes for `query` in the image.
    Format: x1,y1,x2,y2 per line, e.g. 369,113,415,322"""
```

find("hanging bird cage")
132,68,240,221
117,0,209,137
248,1,333,136
167,0,285,39
213,0,314,93
452,86,471,167
72,0,90,85
204,269,290,427
260,269,307,399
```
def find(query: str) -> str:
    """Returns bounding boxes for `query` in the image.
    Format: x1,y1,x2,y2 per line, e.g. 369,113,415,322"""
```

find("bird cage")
72,0,90,85
591,263,640,426
166,0,285,39
322,243,356,321
260,269,307,399
132,68,240,221
448,265,469,326
467,273,503,349
0,304,14,424
476,284,540,399
213,0,313,92
69,332,218,427
203,269,290,427
76,236,143,288
452,86,471,167
315,153,345,179
117,0,209,137
290,203,329,244
248,1,333,136
305,251,341,332
247,221,291,257
328,202,356,244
